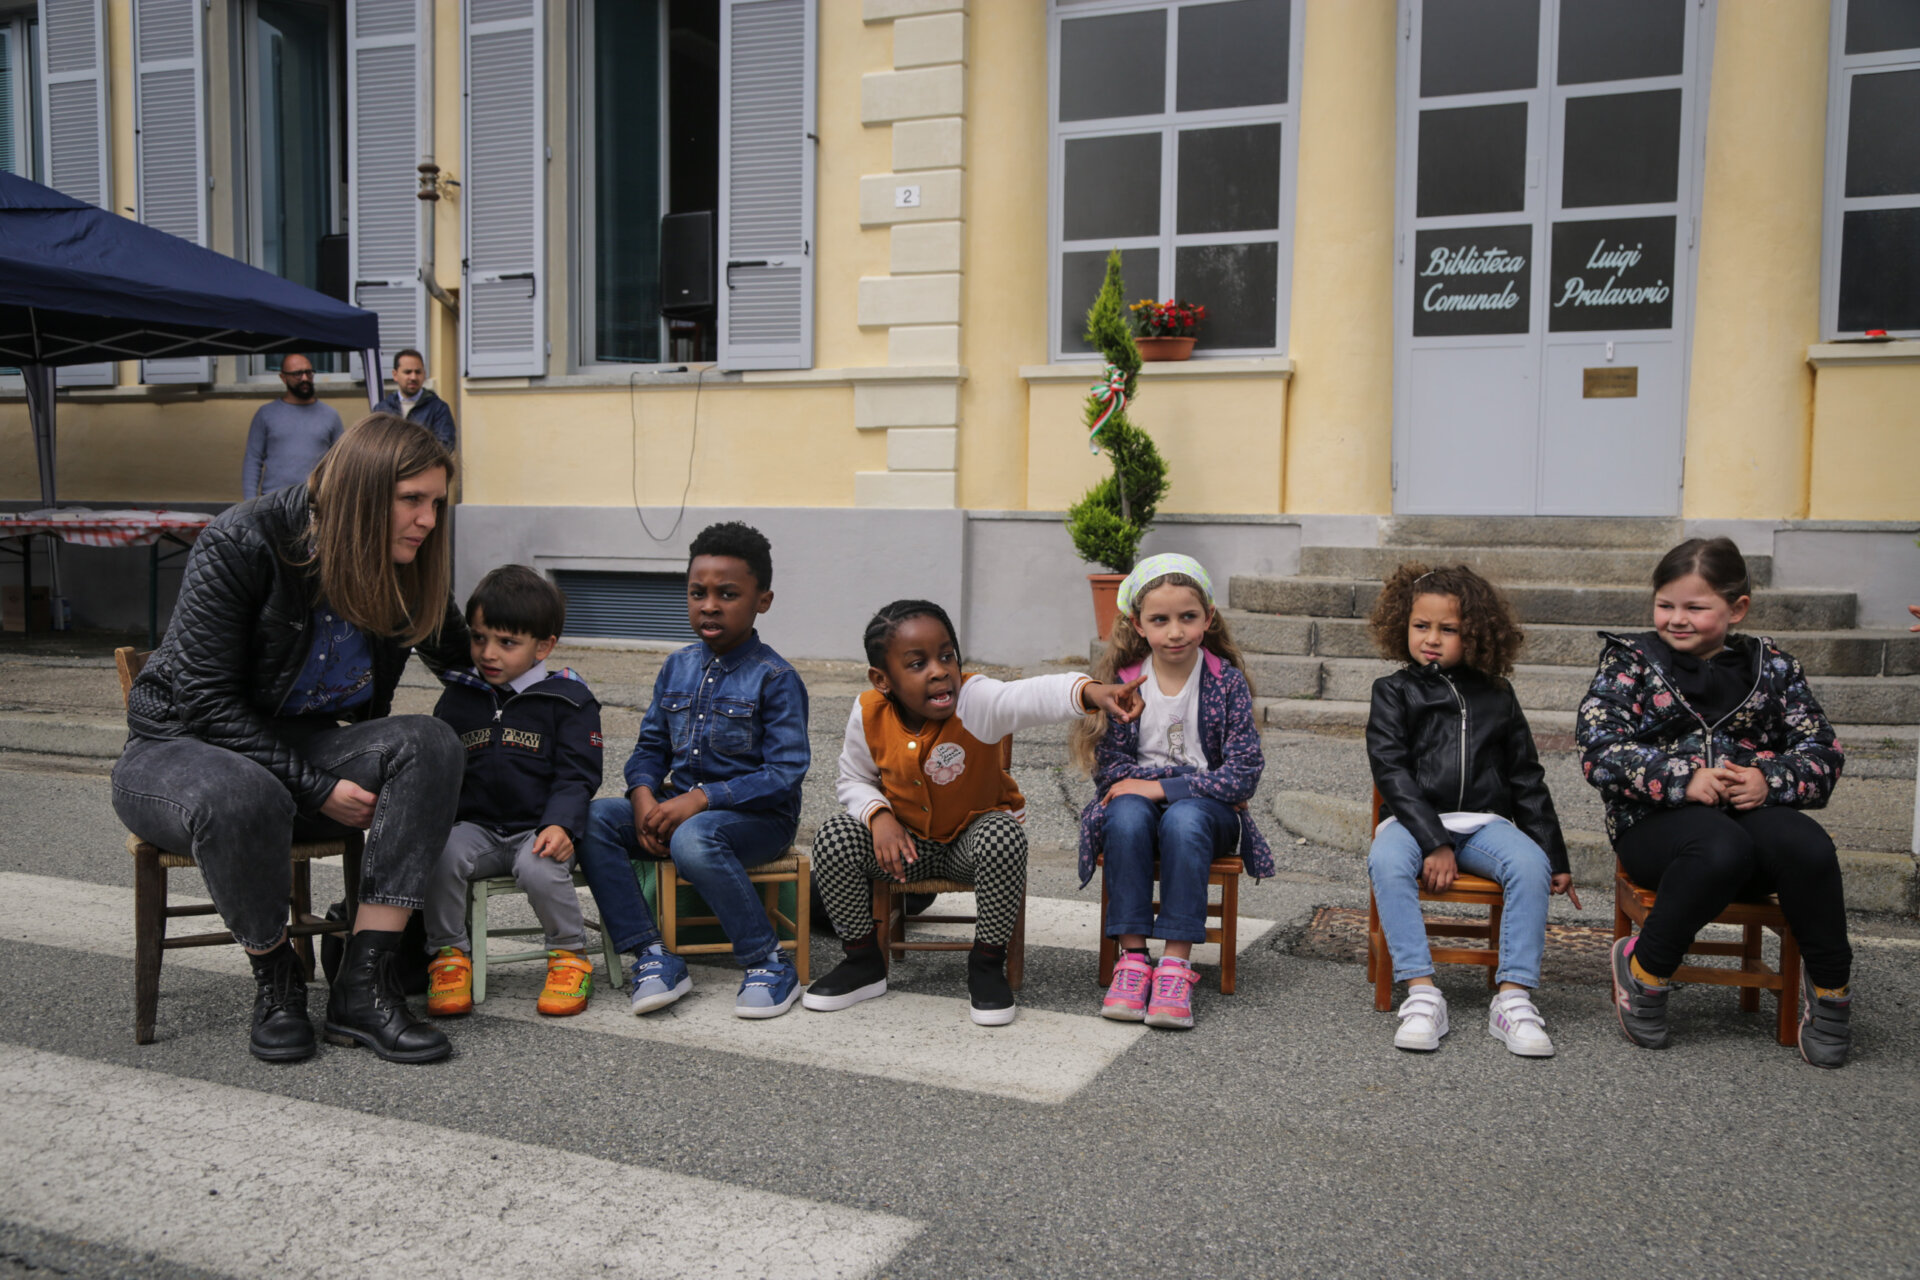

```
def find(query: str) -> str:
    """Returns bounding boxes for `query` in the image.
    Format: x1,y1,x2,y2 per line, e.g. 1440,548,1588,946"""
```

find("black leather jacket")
1366,663,1569,874
126,484,468,813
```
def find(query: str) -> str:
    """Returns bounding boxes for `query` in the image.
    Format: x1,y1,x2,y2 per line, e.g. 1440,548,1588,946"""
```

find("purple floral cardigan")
1076,650,1274,886
1576,630,1844,842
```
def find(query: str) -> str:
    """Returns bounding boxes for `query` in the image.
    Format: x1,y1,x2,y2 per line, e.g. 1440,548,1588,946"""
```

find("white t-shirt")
1137,657,1207,772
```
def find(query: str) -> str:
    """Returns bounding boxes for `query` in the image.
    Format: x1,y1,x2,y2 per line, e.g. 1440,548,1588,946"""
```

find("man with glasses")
240,353,345,500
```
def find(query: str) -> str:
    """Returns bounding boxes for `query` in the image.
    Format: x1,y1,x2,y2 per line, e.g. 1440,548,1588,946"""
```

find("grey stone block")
1381,515,1680,549
1222,610,1313,655
1301,545,1773,588
1258,698,1370,730
1808,676,1920,725
1838,851,1918,915
1242,654,1324,699
1886,636,1920,676
1227,576,1358,617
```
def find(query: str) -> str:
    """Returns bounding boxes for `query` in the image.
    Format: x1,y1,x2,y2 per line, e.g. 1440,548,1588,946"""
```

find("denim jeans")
1101,794,1239,944
1367,819,1551,988
110,716,464,951
575,795,796,965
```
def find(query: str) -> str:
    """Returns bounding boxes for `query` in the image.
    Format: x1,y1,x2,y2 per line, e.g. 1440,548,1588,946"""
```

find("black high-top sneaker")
1798,963,1852,1069
967,941,1016,1027
247,939,315,1062
324,929,451,1063
801,933,888,1012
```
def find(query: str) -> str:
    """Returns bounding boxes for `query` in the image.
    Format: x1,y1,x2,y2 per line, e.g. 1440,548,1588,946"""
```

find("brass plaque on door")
1583,367,1638,398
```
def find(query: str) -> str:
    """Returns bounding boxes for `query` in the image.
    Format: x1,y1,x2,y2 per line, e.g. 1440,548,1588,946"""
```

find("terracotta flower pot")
1088,572,1126,642
1135,335,1196,362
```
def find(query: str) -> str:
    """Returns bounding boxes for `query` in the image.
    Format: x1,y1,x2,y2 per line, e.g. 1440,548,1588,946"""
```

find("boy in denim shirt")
576,522,811,1018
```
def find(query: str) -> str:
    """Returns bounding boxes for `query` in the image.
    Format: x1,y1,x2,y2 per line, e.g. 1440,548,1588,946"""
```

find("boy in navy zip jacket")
422,566,605,1019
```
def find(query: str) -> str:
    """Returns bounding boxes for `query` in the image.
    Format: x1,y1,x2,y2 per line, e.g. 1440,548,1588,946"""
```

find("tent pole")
22,363,58,509
363,347,382,410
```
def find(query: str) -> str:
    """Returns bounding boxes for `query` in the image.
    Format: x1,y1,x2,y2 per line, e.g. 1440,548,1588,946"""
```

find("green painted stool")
466,866,635,1004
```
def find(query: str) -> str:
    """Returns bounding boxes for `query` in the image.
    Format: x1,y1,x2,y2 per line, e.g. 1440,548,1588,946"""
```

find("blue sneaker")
628,950,691,1015
735,953,799,1020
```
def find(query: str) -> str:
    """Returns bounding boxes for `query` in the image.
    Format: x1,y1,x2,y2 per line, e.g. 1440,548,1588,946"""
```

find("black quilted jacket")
126,484,469,813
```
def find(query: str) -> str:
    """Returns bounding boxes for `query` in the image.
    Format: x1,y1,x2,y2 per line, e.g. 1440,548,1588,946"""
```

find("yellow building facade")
3,0,1917,659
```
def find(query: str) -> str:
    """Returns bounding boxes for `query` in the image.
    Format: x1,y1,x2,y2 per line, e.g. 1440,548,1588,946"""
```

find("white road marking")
903,890,1275,964
0,1043,919,1280
0,871,1145,1105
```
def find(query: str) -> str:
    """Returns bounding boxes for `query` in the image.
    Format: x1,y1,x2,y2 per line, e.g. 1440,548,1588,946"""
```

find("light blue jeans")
1366,819,1550,989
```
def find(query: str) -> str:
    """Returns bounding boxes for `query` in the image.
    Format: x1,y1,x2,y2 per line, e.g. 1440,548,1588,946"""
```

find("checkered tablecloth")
0,509,212,549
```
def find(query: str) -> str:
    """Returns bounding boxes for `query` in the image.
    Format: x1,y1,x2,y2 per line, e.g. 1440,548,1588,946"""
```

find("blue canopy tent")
0,170,383,507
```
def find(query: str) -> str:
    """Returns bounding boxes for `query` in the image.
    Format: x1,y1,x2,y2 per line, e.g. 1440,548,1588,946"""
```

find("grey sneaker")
1798,964,1852,1069
1610,937,1670,1050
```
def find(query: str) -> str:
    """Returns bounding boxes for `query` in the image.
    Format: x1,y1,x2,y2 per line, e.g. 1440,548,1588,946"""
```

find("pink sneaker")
1144,958,1198,1029
1102,952,1153,1021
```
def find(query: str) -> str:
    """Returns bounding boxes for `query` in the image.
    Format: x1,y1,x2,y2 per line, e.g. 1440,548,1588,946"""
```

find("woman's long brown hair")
1068,571,1249,775
303,412,454,646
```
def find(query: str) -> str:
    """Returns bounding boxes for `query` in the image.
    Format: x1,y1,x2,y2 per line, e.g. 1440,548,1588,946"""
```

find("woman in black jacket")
113,413,469,1063
1366,564,1574,1056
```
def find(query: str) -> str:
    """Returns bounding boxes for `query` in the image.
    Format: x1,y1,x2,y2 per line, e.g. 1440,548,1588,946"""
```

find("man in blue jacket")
375,348,457,450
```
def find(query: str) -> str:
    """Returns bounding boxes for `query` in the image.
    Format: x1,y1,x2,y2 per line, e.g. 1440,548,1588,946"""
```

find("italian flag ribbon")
1088,364,1127,454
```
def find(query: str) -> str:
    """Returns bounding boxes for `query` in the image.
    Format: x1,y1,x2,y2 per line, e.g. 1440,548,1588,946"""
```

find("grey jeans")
111,716,464,950
425,821,588,954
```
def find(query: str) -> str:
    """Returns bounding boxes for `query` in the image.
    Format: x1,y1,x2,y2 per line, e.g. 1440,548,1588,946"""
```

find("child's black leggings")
1615,804,1851,988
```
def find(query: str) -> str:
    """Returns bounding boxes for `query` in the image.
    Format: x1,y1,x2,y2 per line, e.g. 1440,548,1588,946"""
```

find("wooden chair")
465,869,626,1003
660,850,812,983
1364,786,1503,1011
116,647,361,1044
871,876,1026,989
1613,864,1800,1046
1094,854,1244,994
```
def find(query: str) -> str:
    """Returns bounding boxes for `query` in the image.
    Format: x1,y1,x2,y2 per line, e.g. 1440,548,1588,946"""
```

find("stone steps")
1229,576,1858,631
1226,610,1920,677
1380,515,1681,548
1301,544,1773,587
1239,653,1919,723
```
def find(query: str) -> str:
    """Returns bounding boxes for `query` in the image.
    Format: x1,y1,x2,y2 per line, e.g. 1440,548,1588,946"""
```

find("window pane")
1063,133,1162,241
0,28,15,175
1561,89,1681,208
1417,102,1528,217
1549,215,1676,331
1061,247,1159,355
1846,0,1920,55
1176,0,1288,112
596,0,661,363
1557,0,1683,86
1178,124,1280,234
1846,70,1920,197
1412,224,1532,337
1175,241,1278,348
1839,207,1920,332
1060,10,1165,122
1420,0,1538,98
257,0,334,293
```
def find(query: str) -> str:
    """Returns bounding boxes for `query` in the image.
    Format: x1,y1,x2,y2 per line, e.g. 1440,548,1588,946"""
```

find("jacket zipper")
1631,639,1763,771
1440,668,1468,810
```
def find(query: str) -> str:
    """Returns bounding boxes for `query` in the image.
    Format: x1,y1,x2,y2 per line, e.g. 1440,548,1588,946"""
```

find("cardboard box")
2,585,52,633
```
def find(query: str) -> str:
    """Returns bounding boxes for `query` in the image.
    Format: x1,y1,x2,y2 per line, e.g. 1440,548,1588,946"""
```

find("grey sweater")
241,399,344,499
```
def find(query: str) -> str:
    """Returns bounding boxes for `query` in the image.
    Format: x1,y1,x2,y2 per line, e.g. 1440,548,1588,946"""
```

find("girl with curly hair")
1579,538,1850,1068
1365,563,1573,1056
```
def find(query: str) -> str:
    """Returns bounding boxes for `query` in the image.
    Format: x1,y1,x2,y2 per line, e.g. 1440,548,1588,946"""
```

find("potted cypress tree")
1065,250,1169,640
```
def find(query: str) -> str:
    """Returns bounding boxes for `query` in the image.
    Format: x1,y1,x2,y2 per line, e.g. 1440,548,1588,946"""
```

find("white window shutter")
348,0,430,385
717,0,816,371
462,0,544,378
134,0,210,385
37,0,114,387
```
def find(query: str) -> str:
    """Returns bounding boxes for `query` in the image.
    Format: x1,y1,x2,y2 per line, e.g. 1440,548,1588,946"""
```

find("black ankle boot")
324,929,451,1063
967,942,1016,1027
247,940,315,1062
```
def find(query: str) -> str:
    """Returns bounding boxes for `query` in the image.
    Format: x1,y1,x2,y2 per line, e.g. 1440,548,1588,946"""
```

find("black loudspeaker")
660,211,716,317
317,233,350,302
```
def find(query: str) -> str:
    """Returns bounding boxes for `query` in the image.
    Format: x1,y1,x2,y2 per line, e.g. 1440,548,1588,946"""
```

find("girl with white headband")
1070,554,1272,1029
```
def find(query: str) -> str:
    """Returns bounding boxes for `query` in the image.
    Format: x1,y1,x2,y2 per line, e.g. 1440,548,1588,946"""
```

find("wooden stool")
659,850,811,983
1094,855,1244,994
871,877,1026,989
1613,864,1800,1046
1364,786,1504,1011
116,647,362,1044
466,869,625,1003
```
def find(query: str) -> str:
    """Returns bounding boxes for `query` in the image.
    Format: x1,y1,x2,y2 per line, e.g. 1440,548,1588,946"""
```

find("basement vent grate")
551,570,691,642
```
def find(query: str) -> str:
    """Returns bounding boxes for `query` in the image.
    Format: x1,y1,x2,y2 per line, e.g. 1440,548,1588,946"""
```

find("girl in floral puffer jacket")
1577,537,1851,1068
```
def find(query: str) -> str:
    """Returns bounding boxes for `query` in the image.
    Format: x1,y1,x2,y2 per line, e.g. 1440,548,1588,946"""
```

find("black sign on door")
1412,225,1533,337
1548,215,1676,331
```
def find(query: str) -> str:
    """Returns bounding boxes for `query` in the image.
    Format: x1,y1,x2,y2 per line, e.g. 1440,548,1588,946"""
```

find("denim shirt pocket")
658,694,696,752
711,698,758,757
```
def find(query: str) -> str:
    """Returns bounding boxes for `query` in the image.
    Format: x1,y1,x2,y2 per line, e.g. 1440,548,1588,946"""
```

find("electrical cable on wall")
630,364,705,543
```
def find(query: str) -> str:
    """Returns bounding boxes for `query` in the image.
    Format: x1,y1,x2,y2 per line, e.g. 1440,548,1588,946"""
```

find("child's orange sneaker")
537,950,594,1016
427,946,473,1016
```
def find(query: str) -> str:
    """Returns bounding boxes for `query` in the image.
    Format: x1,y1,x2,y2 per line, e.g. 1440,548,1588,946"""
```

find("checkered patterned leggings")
812,810,1028,947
